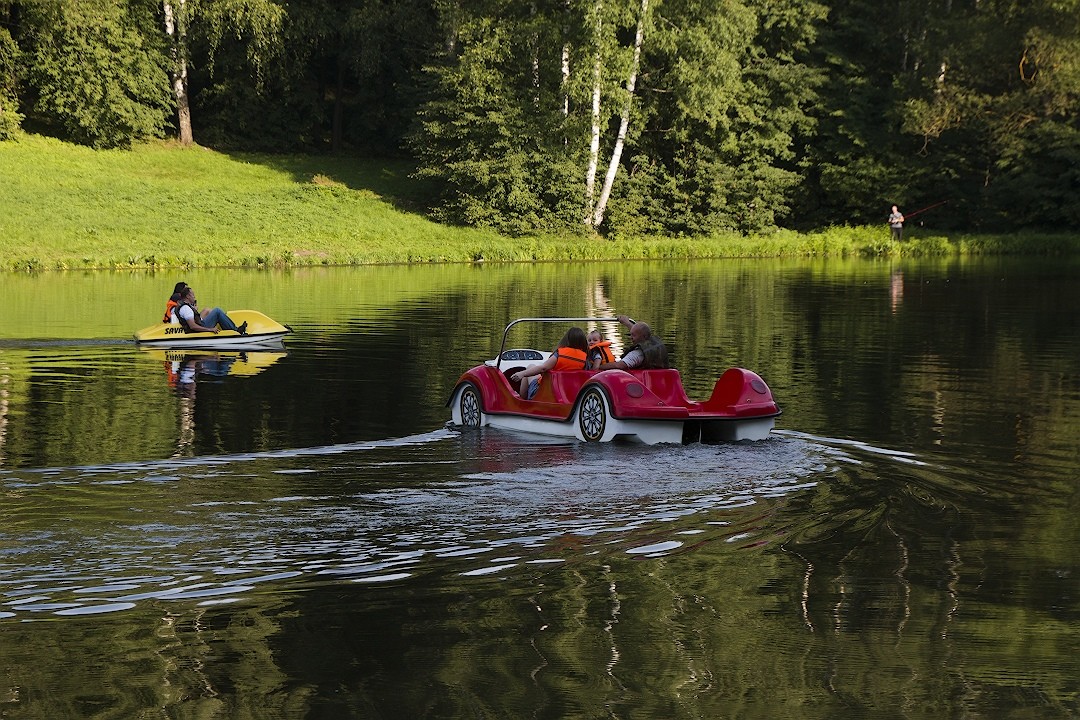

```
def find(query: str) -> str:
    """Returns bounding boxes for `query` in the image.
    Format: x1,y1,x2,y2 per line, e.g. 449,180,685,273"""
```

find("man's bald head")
630,322,651,344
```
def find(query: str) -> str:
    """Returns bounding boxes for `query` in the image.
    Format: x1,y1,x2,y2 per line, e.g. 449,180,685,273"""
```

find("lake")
0,256,1078,718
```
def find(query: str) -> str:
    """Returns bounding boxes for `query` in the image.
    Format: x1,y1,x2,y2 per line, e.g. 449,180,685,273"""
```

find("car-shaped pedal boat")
134,310,292,350
447,317,781,444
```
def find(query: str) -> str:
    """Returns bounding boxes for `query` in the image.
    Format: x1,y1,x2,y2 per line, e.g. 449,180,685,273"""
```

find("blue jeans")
200,307,239,332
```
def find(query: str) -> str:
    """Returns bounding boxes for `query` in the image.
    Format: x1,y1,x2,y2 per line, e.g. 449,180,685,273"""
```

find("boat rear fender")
704,368,780,416
636,369,692,407
589,370,689,419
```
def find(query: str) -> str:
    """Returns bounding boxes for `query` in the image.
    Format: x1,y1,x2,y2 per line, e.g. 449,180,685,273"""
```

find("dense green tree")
793,0,908,228
23,0,171,149
0,22,20,139
606,0,826,236
191,0,437,153
976,1,1080,228
411,1,582,233
797,0,1080,231
413,0,826,236
164,0,286,146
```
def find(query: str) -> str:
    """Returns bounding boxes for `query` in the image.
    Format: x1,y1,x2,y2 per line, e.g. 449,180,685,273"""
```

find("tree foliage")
0,24,21,139
0,0,1077,232
22,0,171,148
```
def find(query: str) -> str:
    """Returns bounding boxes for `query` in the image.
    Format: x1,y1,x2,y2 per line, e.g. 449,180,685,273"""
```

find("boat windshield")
496,317,621,370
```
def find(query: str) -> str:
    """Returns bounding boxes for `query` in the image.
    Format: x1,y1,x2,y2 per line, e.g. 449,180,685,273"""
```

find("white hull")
449,385,773,445
134,332,288,350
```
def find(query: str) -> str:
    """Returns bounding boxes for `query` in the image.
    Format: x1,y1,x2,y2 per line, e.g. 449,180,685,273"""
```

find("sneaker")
237,321,248,336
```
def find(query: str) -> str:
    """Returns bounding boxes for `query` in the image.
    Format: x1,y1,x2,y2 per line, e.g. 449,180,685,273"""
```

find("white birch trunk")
583,1,603,225
561,0,571,118
531,4,540,105
164,0,193,145
591,0,648,229
561,43,571,117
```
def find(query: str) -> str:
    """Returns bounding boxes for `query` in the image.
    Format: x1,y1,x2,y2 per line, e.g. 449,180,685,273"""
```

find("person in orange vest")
511,327,589,399
162,281,188,322
586,329,615,369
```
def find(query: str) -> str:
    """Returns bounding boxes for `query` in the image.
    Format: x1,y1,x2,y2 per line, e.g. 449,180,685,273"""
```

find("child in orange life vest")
587,330,615,369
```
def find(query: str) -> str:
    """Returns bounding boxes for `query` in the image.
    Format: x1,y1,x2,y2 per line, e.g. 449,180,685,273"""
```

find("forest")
1,0,1078,238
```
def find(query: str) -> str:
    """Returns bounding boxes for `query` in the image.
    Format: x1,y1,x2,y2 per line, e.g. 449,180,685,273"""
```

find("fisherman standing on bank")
889,205,905,242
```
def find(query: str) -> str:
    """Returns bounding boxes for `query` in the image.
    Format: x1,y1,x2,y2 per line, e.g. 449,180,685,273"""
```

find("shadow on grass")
218,150,441,216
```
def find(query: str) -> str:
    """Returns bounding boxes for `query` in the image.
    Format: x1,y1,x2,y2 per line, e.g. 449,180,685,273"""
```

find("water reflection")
889,266,904,312
138,348,288,384
138,348,289,457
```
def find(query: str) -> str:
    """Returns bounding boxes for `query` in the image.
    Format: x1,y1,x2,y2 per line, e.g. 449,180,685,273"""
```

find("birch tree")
582,0,602,219
163,0,191,144
161,0,284,146
585,0,649,229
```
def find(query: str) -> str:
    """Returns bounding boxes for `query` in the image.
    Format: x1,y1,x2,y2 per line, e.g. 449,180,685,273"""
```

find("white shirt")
175,305,196,324
621,348,645,368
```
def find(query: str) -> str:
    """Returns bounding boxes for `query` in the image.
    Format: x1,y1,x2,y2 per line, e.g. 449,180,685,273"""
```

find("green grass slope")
1,134,1077,270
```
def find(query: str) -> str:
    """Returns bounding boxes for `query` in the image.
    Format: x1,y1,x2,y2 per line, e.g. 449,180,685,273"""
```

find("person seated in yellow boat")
597,314,668,370
162,281,188,323
586,329,615,369
172,286,248,335
510,327,589,399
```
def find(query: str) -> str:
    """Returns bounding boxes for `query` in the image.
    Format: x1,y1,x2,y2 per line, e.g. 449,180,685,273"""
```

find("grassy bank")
2,133,1077,271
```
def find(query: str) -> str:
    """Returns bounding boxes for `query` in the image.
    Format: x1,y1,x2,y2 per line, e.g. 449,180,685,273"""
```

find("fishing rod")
902,200,948,220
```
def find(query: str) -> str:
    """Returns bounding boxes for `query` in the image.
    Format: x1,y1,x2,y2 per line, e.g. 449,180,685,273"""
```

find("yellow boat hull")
133,310,292,349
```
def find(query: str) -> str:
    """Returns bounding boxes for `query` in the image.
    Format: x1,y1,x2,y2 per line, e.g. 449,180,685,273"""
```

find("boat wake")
0,428,942,622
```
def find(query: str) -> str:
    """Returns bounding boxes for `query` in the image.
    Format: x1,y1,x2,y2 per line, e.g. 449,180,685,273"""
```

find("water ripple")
0,430,853,620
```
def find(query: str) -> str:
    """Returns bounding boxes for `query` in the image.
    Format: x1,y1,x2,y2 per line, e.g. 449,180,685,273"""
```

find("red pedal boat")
447,317,781,444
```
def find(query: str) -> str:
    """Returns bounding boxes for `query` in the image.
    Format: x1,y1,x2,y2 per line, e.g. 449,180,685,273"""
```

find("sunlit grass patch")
1,133,1077,271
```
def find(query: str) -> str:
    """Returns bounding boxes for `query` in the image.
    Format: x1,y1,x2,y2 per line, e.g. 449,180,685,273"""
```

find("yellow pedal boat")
133,310,292,350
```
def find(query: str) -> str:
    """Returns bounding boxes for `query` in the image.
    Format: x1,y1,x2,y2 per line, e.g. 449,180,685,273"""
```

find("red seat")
638,369,691,407
532,370,594,404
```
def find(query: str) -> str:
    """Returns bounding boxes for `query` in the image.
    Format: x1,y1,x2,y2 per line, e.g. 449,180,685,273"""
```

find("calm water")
0,257,1078,718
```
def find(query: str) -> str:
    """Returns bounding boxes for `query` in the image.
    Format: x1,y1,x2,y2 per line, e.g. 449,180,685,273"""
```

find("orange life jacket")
552,347,589,371
163,299,180,323
589,340,615,366
528,347,589,398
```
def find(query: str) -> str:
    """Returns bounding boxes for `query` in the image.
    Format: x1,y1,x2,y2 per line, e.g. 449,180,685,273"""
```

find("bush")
0,92,21,140
0,27,22,139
